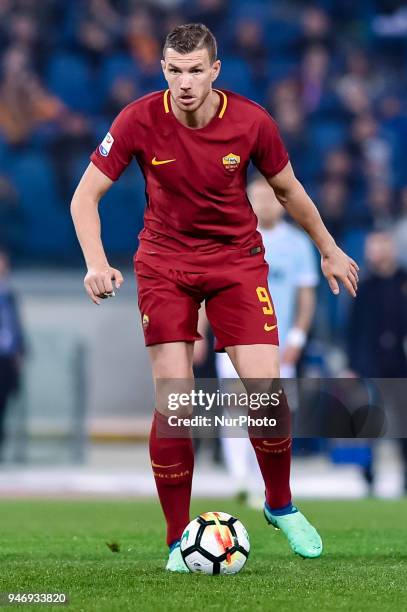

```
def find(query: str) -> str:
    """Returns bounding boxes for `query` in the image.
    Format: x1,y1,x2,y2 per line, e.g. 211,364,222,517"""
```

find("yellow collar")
163,89,227,118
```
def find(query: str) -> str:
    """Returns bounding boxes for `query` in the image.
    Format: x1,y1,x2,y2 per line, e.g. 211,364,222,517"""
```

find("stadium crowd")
0,0,406,344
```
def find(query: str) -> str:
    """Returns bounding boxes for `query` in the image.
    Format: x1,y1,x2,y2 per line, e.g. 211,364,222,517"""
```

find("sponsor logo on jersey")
142,313,149,329
99,131,114,157
222,152,240,172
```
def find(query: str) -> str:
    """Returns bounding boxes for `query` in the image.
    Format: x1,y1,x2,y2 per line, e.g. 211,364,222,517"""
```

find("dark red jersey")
90,89,289,265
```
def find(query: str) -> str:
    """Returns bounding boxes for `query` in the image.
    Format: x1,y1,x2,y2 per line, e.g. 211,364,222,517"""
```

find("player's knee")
155,379,195,418
226,345,280,379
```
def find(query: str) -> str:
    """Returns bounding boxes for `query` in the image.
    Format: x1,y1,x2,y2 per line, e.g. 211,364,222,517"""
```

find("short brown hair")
163,23,217,64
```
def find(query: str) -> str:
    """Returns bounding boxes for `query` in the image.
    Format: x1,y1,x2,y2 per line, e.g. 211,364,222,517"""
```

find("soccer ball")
180,511,250,575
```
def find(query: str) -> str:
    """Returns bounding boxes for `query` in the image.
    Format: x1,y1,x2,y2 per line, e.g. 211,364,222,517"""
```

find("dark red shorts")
134,246,279,352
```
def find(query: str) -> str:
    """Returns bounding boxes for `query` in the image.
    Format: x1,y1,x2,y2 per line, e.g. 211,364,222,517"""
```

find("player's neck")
171,90,220,129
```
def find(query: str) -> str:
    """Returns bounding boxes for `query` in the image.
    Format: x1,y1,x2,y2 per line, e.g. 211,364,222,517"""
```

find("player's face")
161,48,221,113
249,180,284,228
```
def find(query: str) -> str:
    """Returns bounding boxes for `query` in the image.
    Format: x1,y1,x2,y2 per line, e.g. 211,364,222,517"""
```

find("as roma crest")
222,152,240,172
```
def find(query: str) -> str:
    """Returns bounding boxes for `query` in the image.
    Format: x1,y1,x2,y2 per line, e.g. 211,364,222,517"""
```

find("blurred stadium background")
0,0,406,499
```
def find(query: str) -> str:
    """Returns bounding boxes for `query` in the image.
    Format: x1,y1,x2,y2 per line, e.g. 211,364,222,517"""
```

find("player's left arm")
267,162,359,298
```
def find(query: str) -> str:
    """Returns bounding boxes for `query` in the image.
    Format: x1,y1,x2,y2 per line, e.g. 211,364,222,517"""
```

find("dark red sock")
249,391,292,509
250,435,292,508
149,410,194,546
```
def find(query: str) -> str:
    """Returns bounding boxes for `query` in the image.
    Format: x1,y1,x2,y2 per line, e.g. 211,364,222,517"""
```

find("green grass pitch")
0,499,406,611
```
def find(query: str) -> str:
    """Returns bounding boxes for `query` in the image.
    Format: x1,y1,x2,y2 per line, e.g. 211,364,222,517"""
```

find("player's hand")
321,245,359,298
84,265,124,305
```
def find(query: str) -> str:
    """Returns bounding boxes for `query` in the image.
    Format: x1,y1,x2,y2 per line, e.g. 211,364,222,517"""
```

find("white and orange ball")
180,511,250,575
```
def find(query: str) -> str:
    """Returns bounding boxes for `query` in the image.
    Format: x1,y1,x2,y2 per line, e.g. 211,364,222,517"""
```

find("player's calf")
150,410,194,546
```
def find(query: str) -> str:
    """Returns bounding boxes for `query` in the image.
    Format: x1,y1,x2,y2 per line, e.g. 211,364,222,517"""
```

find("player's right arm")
71,162,124,305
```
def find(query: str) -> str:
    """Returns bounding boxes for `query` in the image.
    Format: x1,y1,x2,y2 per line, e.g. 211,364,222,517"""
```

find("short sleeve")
90,105,136,181
295,234,319,288
252,111,289,178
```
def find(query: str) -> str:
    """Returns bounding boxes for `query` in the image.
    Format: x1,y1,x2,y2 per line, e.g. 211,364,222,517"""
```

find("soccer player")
71,23,359,571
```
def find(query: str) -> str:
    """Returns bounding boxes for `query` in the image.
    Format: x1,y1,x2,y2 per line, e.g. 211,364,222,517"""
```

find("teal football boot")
165,540,189,572
264,503,323,558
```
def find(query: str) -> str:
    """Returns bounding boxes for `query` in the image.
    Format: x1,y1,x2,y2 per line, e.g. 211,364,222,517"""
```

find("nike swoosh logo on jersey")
151,156,176,165
264,323,277,332
151,460,182,468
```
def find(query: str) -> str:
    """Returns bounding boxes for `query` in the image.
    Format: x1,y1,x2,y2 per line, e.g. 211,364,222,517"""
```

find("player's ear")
211,59,221,83
160,59,166,76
